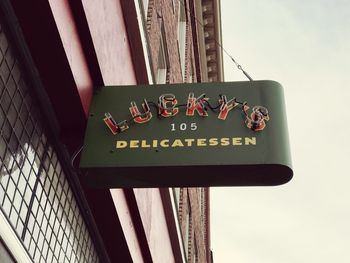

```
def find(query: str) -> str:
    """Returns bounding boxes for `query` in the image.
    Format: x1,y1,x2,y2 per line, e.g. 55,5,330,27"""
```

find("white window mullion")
156,27,168,84
178,0,186,80
0,210,33,263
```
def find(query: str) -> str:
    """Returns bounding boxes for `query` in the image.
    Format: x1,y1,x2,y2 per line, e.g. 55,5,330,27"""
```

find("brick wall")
176,186,209,262
147,0,197,84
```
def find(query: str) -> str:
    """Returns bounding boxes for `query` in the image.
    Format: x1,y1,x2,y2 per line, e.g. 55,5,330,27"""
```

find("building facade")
0,0,223,262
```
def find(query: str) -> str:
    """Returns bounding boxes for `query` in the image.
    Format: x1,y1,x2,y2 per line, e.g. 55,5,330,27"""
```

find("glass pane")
0,15,99,263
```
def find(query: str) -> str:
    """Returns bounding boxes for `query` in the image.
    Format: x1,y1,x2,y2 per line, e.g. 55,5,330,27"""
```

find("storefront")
0,0,230,262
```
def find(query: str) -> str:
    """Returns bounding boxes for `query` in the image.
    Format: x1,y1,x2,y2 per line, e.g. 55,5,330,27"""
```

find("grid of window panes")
0,16,99,263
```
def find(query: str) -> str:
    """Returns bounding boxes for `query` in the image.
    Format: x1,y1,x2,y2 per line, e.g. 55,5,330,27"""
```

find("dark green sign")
80,80,293,188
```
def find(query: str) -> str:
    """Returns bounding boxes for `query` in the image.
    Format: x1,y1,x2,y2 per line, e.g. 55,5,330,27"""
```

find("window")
177,0,187,80
184,196,191,258
156,25,168,84
142,0,149,17
0,15,99,263
173,188,181,211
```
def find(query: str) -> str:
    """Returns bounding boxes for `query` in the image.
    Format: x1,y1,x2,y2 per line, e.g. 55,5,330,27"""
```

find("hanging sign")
80,80,293,188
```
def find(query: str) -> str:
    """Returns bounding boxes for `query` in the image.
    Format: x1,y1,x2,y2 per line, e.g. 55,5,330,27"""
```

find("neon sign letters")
103,93,269,135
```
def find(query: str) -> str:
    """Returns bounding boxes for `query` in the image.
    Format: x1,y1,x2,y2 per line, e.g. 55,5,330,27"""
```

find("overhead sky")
211,0,350,262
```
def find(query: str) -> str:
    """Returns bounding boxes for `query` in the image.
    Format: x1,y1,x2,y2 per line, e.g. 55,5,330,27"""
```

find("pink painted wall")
48,0,93,116
134,188,176,263
80,1,175,262
82,0,136,85
110,189,144,263
47,0,177,261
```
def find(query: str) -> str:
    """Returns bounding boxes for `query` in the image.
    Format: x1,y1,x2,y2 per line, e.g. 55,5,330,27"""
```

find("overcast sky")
211,0,350,262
